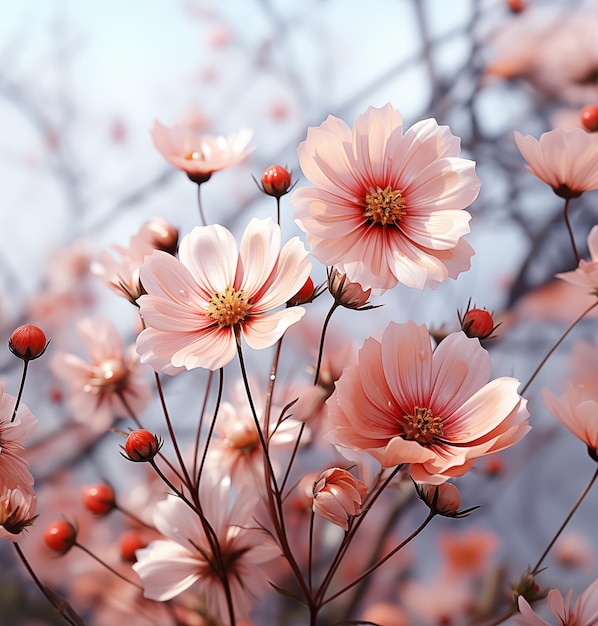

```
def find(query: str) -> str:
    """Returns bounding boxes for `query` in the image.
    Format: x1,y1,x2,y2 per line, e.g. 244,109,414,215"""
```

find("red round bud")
120,529,148,562
462,308,495,339
580,105,598,133
261,165,292,197
81,484,116,516
288,276,316,306
44,520,77,554
9,324,48,361
123,429,163,462
506,0,525,13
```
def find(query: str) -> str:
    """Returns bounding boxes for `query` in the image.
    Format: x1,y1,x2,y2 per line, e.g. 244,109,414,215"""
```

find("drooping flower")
136,217,312,372
0,487,37,541
0,384,37,491
151,120,254,184
326,320,530,484
312,467,367,530
292,103,480,291
50,318,152,431
556,225,598,293
517,577,598,626
514,128,598,198
542,382,598,459
133,477,280,623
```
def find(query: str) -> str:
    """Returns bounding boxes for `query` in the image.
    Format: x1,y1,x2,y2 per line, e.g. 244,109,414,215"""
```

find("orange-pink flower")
557,225,598,293
151,120,254,183
326,320,530,483
514,128,598,198
312,467,367,530
137,217,312,372
292,103,480,291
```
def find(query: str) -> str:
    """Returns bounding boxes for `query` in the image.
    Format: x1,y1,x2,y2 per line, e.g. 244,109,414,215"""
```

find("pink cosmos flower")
517,577,598,626
542,382,598,454
151,120,254,183
0,384,37,491
136,217,312,372
312,467,367,531
326,320,530,484
133,477,280,623
557,225,598,293
514,128,598,198
50,318,152,431
292,103,481,291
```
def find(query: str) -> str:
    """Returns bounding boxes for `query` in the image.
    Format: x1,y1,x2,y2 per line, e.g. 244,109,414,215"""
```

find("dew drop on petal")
179,289,188,299
418,349,428,361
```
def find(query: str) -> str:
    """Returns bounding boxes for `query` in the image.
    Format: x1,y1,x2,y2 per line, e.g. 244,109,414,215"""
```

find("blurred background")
1,0,598,624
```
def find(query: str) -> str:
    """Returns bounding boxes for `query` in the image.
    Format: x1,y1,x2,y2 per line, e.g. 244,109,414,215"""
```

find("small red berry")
261,165,292,198
506,0,525,13
44,520,77,554
580,105,598,132
81,484,116,516
120,529,148,562
122,429,163,462
9,324,48,361
461,308,496,339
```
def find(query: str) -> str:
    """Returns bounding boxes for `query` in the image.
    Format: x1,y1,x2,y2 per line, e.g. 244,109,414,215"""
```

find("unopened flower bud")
260,165,292,198
288,276,320,306
327,268,376,311
120,529,148,562
581,105,598,133
415,481,478,518
122,429,163,462
81,484,116,516
312,468,367,531
44,520,78,554
506,0,525,13
9,324,49,361
458,302,497,340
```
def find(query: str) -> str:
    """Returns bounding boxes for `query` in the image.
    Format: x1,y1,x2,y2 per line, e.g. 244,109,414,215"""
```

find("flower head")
312,467,367,530
514,127,598,198
292,103,480,291
9,324,48,361
151,120,254,184
50,318,152,431
137,217,312,372
557,225,598,294
326,321,530,483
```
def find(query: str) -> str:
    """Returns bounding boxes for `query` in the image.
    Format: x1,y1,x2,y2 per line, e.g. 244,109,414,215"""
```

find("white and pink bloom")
312,467,367,531
133,476,280,623
151,120,254,183
50,318,152,431
0,384,37,491
557,225,598,293
136,217,312,372
292,103,480,292
326,321,530,484
518,577,598,626
514,128,598,198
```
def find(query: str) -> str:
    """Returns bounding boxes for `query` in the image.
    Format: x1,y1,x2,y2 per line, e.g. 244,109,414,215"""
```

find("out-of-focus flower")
542,382,598,460
50,318,152,432
514,128,598,199
517,576,598,626
557,225,598,294
81,484,116,516
0,487,37,541
92,218,179,303
312,467,367,530
133,477,280,622
44,519,78,554
326,320,530,484
9,324,48,361
151,120,254,184
292,103,480,291
0,384,37,491
122,430,163,462
438,528,500,576
554,532,596,570
137,217,311,372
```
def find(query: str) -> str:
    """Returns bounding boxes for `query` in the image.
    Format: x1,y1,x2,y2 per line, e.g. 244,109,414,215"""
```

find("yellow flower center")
206,286,250,328
365,185,406,226
402,406,444,445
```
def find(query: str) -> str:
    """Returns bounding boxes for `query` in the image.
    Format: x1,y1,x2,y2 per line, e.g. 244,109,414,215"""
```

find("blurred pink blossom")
326,320,530,483
137,217,311,372
292,103,480,291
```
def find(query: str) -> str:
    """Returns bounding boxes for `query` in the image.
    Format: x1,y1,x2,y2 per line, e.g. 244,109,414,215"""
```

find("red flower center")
365,185,406,226
402,406,444,445
206,286,250,327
